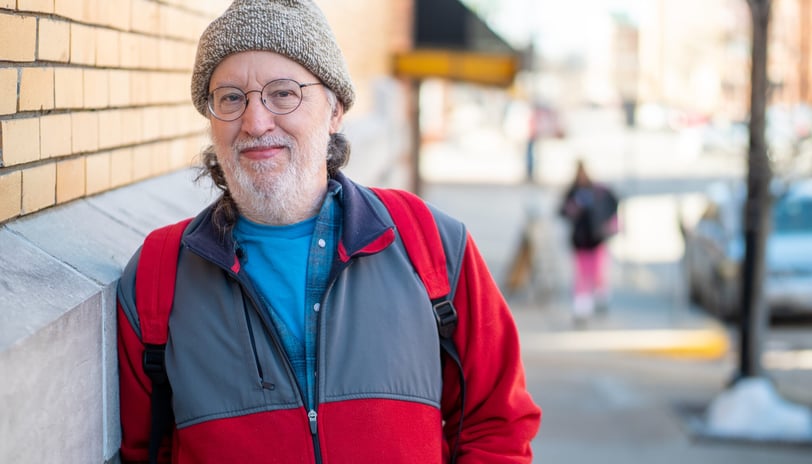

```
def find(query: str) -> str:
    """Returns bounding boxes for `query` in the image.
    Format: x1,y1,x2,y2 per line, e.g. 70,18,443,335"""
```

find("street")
421,106,812,462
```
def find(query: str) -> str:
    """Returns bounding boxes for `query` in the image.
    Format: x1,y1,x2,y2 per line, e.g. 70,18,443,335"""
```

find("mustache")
233,135,293,152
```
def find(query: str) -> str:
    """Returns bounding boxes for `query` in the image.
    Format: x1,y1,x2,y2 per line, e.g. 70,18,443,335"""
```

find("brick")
18,0,55,13
110,147,133,187
102,0,132,30
0,68,18,115
56,157,85,202
83,0,101,25
1,118,41,166
151,72,188,105
97,109,122,149
54,67,84,109
0,170,22,222
141,106,162,141
138,37,160,72
0,14,37,62
160,6,190,41
0,1,14,9
167,137,189,170
71,111,99,153
54,0,84,21
39,113,72,158
131,0,160,35
95,28,120,68
120,108,142,145
161,105,198,138
70,24,96,66
22,163,56,214
119,33,140,69
158,106,178,138
38,18,71,62
85,152,111,195
130,70,149,105
108,70,131,107
131,144,153,181
83,69,109,109
19,67,55,111
177,42,197,70
151,141,170,175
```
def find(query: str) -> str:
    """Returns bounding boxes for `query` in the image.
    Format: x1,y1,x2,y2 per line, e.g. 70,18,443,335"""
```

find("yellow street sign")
393,49,519,87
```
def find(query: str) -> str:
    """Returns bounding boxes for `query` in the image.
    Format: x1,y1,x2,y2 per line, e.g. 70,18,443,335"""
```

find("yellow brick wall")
322,0,413,115
0,0,229,222
0,0,414,223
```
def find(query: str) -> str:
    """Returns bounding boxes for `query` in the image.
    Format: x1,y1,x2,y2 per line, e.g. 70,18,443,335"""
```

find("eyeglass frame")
207,78,324,122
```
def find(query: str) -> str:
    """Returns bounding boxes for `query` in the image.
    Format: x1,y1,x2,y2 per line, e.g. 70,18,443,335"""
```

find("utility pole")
705,2,812,442
739,0,772,379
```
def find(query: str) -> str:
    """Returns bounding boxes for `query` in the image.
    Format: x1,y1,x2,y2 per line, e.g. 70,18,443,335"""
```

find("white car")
683,178,812,320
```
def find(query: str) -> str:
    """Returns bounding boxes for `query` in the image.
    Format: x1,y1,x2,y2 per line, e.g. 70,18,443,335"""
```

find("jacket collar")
182,172,396,270
333,172,395,262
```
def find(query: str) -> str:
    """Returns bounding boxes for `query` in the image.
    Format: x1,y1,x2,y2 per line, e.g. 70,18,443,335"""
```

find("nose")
240,94,276,137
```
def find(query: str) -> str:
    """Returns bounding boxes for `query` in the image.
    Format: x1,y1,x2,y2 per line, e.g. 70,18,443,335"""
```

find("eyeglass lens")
209,79,308,120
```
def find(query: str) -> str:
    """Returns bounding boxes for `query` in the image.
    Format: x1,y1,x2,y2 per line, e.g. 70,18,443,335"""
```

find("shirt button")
318,238,326,248
313,303,320,312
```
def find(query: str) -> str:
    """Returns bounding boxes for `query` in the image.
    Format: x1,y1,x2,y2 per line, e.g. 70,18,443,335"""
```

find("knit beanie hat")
191,0,355,116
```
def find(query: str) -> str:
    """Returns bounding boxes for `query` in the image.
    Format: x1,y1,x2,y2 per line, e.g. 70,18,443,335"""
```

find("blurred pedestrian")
525,102,566,183
559,160,619,323
116,0,540,462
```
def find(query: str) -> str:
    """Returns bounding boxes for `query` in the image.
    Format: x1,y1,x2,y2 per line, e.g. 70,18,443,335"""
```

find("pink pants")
574,244,608,299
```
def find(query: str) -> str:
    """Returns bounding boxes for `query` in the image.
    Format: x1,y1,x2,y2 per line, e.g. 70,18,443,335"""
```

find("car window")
773,197,812,233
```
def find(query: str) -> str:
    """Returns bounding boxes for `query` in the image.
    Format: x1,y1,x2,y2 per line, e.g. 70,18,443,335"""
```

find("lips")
239,144,286,161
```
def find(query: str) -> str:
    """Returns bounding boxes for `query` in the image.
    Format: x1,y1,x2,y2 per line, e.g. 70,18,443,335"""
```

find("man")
117,1,540,462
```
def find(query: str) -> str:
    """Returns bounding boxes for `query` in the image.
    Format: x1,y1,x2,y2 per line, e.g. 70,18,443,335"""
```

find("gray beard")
222,133,329,225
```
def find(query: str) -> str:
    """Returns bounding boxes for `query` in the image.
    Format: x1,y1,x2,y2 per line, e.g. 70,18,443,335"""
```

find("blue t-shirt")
234,216,315,353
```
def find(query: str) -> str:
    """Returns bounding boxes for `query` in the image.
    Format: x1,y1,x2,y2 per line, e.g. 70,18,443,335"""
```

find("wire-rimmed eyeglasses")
207,79,324,121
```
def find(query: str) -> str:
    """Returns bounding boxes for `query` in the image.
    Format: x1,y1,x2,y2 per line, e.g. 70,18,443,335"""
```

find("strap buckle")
432,299,458,339
143,344,168,384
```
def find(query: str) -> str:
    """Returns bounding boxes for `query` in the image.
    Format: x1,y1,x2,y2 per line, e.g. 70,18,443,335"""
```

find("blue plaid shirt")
302,180,342,409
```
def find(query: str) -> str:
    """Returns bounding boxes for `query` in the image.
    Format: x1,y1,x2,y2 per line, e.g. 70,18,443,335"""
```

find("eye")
219,90,245,105
269,89,298,99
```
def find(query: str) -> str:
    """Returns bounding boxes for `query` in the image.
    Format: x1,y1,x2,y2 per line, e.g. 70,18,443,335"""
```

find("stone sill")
0,169,214,463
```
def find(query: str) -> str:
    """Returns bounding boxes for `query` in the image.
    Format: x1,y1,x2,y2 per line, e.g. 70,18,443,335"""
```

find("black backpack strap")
433,299,465,464
370,187,466,463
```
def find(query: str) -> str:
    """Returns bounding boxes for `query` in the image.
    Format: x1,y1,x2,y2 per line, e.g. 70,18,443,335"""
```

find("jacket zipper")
242,305,268,386
234,271,324,463
307,260,351,464
188,244,355,464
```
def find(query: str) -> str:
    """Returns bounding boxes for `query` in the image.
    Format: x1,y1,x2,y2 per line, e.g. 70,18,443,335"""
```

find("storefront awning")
393,0,521,88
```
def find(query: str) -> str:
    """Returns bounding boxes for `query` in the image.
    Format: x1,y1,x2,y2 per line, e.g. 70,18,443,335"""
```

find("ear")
329,102,345,133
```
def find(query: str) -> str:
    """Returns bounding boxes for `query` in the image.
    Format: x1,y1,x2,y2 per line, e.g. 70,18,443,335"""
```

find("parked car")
682,178,812,320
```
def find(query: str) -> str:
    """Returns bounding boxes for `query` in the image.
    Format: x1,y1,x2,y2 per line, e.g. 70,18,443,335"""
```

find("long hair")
196,87,351,233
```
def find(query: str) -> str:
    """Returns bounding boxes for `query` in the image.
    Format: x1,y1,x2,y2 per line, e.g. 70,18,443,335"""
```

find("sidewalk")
422,181,812,464
423,181,730,358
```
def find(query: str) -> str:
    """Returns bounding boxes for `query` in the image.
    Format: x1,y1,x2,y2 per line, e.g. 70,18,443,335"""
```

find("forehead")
209,51,318,88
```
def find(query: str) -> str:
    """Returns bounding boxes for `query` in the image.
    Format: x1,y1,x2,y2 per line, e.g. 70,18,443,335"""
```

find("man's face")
208,50,344,224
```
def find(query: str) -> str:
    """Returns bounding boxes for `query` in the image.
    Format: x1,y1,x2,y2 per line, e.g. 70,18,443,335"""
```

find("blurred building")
629,0,812,125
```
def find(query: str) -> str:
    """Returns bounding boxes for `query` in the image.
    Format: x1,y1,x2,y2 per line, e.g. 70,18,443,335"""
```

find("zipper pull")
308,409,318,435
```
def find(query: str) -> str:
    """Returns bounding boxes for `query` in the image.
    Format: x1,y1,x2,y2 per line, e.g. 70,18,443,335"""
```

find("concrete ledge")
0,169,214,463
